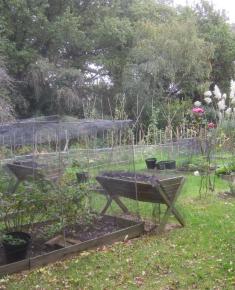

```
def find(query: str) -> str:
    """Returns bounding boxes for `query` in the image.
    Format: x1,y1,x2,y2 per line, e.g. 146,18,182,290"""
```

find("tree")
194,0,235,91
0,56,15,121
122,16,212,125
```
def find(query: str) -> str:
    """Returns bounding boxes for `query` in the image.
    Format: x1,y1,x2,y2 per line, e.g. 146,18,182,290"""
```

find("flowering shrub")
207,122,216,129
190,81,235,195
192,107,204,115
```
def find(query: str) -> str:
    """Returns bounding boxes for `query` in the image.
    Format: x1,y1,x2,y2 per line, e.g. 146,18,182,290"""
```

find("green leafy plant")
215,162,235,176
2,234,27,246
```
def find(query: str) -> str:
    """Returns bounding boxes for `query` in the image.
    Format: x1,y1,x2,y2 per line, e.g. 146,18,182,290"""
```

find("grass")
0,172,234,290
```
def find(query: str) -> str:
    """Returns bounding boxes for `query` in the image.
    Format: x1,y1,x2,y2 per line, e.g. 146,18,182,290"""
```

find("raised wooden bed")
0,215,144,276
220,173,235,184
96,171,185,233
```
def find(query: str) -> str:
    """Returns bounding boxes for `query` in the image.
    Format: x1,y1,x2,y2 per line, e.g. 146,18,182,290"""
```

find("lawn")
0,173,234,290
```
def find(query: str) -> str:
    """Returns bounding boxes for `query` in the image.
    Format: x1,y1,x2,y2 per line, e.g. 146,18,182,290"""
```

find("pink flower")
192,107,205,115
208,122,215,129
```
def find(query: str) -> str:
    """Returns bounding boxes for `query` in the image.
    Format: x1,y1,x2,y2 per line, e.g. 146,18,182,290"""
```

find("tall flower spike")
204,91,212,97
194,101,201,107
204,97,212,104
230,80,235,99
218,99,226,111
225,107,232,115
213,85,222,99
231,98,235,105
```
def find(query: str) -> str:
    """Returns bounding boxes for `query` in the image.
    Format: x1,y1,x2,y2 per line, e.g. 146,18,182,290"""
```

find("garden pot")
145,158,157,169
2,232,31,263
76,172,89,183
165,160,176,169
156,161,166,170
156,160,176,170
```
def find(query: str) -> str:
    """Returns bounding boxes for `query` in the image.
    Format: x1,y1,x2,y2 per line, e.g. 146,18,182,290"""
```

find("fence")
136,125,208,145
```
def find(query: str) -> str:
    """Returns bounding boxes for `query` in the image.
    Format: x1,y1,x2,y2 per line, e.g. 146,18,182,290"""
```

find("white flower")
222,93,227,100
194,101,202,107
230,80,235,99
32,15,37,22
204,91,212,97
194,171,200,176
218,111,223,120
213,85,222,99
204,97,212,104
225,107,232,115
231,98,235,105
218,99,226,111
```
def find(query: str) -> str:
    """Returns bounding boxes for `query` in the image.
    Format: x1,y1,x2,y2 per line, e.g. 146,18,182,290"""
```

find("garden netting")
0,115,141,266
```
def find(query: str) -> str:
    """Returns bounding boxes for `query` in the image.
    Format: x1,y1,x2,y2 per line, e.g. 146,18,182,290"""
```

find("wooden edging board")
220,174,235,184
0,216,144,276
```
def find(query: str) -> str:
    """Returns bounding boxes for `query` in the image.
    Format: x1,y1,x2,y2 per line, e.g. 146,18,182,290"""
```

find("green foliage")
2,175,234,289
215,164,235,175
194,0,235,90
123,16,212,123
2,234,27,246
0,169,93,233
0,0,235,125
0,56,15,121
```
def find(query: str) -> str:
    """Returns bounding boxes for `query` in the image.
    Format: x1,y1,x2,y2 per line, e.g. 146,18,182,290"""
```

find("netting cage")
0,115,147,270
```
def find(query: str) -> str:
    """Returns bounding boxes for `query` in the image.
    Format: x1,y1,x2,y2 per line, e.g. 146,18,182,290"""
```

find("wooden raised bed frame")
0,216,144,276
96,172,185,233
5,161,63,193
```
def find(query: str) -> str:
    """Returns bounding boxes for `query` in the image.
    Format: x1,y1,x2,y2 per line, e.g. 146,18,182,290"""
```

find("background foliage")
0,0,235,128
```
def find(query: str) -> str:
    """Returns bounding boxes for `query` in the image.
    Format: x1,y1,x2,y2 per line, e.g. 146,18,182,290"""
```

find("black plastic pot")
156,161,166,170
145,158,157,169
165,160,176,169
76,172,89,183
2,232,31,263
156,160,176,170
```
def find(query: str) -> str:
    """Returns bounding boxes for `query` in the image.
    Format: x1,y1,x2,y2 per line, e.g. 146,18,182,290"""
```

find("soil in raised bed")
0,215,133,265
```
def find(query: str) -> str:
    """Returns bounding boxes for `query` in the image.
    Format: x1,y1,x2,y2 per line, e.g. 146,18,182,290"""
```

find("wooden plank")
112,196,129,213
66,237,82,245
0,217,144,275
156,178,185,233
45,235,81,248
0,259,29,276
29,222,144,270
96,175,184,205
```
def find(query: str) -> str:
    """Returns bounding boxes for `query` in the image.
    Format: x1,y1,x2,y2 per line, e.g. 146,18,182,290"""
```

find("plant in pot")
0,191,32,263
2,232,31,263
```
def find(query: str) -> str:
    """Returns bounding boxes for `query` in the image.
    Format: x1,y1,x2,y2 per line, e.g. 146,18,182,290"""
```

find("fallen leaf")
134,276,144,287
